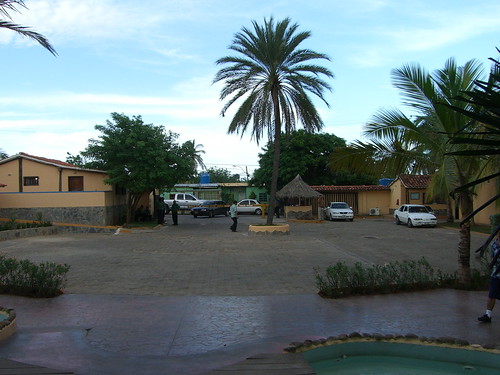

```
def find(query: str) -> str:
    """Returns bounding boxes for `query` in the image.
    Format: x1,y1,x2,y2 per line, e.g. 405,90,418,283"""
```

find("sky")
1,0,499,178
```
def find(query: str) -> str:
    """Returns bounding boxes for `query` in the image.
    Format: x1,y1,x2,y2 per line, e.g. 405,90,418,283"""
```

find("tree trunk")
446,198,454,223
457,190,474,285
266,86,281,225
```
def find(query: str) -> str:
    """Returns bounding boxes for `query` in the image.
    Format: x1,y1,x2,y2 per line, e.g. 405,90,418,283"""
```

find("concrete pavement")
0,215,498,374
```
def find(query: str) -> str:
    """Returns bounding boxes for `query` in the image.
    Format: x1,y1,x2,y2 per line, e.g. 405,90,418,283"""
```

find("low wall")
0,205,126,226
284,206,315,220
0,226,58,241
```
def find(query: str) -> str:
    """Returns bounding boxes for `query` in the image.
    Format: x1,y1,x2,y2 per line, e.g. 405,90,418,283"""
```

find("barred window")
24,176,39,186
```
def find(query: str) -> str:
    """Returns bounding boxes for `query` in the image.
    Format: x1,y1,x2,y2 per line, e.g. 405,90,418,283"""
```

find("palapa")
276,174,322,199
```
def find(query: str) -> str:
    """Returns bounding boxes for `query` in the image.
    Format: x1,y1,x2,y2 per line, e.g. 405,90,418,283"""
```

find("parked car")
191,200,229,218
394,204,437,227
164,193,205,210
236,199,265,215
324,202,354,221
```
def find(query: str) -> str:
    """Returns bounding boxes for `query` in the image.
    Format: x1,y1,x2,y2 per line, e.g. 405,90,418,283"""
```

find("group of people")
156,197,179,226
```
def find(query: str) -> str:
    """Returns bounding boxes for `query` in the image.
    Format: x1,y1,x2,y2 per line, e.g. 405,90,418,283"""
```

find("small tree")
78,113,197,223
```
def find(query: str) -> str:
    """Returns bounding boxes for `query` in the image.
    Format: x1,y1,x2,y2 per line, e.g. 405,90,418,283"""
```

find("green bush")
0,255,70,298
315,257,455,298
0,215,52,232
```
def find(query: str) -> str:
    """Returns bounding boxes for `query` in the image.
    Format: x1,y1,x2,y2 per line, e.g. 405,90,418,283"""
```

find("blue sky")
1,0,499,177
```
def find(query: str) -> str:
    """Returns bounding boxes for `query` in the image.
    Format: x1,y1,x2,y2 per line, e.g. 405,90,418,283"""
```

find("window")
258,193,268,202
24,176,39,186
68,176,84,191
410,192,420,200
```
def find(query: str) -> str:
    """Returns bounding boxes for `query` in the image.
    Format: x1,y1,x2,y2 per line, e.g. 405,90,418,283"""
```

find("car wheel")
209,211,214,218
193,213,198,218
329,214,333,221
225,211,229,216
408,219,413,228
395,216,401,225
255,208,262,215
349,218,354,222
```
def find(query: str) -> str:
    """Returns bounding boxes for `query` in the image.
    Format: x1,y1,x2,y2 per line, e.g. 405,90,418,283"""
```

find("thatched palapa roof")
276,174,322,199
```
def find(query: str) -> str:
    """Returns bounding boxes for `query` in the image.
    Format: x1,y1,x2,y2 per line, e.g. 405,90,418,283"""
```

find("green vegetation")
67,112,203,224
316,257,491,298
0,255,70,298
214,17,333,225
252,130,377,189
0,216,52,232
0,0,57,55
329,57,493,285
315,258,452,298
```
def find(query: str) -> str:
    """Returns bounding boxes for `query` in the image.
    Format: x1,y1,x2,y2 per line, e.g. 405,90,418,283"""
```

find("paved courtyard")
0,215,497,374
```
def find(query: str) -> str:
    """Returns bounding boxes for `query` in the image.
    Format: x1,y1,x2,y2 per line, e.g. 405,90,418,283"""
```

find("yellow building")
312,174,498,226
0,153,126,226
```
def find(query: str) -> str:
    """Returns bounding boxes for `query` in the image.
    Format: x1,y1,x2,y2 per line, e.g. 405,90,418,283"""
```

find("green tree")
0,149,7,159
213,17,333,225
0,0,56,55
195,167,240,183
252,130,377,188
77,113,197,223
329,58,488,284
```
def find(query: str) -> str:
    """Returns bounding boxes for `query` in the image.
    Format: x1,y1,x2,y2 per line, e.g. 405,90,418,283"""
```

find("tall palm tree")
213,17,333,224
329,58,487,284
0,0,56,55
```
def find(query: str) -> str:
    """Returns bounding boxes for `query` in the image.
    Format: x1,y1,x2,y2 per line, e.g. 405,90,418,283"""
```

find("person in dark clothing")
156,197,166,225
171,200,180,225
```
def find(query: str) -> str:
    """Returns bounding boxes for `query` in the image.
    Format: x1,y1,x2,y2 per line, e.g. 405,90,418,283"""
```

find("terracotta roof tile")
311,185,390,192
19,152,77,168
398,174,432,189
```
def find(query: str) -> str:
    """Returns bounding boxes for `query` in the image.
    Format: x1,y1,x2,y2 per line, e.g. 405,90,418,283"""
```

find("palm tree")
0,0,56,55
213,17,333,224
329,58,488,284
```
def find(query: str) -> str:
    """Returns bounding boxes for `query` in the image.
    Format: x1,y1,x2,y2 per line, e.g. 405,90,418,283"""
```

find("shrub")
315,257,456,298
0,255,70,298
0,215,52,232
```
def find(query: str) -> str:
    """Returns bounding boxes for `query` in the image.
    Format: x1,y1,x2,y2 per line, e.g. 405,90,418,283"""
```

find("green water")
303,342,500,375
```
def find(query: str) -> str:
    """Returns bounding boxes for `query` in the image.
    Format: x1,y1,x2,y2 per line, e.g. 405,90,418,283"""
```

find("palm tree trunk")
266,87,281,225
457,190,474,285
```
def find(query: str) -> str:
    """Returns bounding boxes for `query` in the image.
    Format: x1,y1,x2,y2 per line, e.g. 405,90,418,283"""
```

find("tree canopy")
69,112,200,222
194,167,241,183
252,130,377,188
213,17,333,224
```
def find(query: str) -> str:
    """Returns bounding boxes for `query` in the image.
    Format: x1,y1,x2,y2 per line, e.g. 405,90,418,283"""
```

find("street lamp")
233,165,249,181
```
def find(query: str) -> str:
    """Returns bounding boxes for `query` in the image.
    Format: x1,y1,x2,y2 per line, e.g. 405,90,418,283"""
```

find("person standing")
156,197,166,225
229,200,238,232
171,200,180,226
478,230,500,323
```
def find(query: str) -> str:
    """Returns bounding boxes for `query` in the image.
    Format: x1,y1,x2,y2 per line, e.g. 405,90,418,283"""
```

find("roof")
277,175,322,199
0,153,106,173
311,185,390,192
393,174,432,189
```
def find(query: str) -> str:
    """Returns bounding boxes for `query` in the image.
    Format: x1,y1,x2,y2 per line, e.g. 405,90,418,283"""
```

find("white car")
324,202,354,221
236,199,264,215
394,204,437,227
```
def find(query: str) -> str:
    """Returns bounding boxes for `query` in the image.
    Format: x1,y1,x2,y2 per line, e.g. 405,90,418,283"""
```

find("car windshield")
409,206,428,213
332,203,348,208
